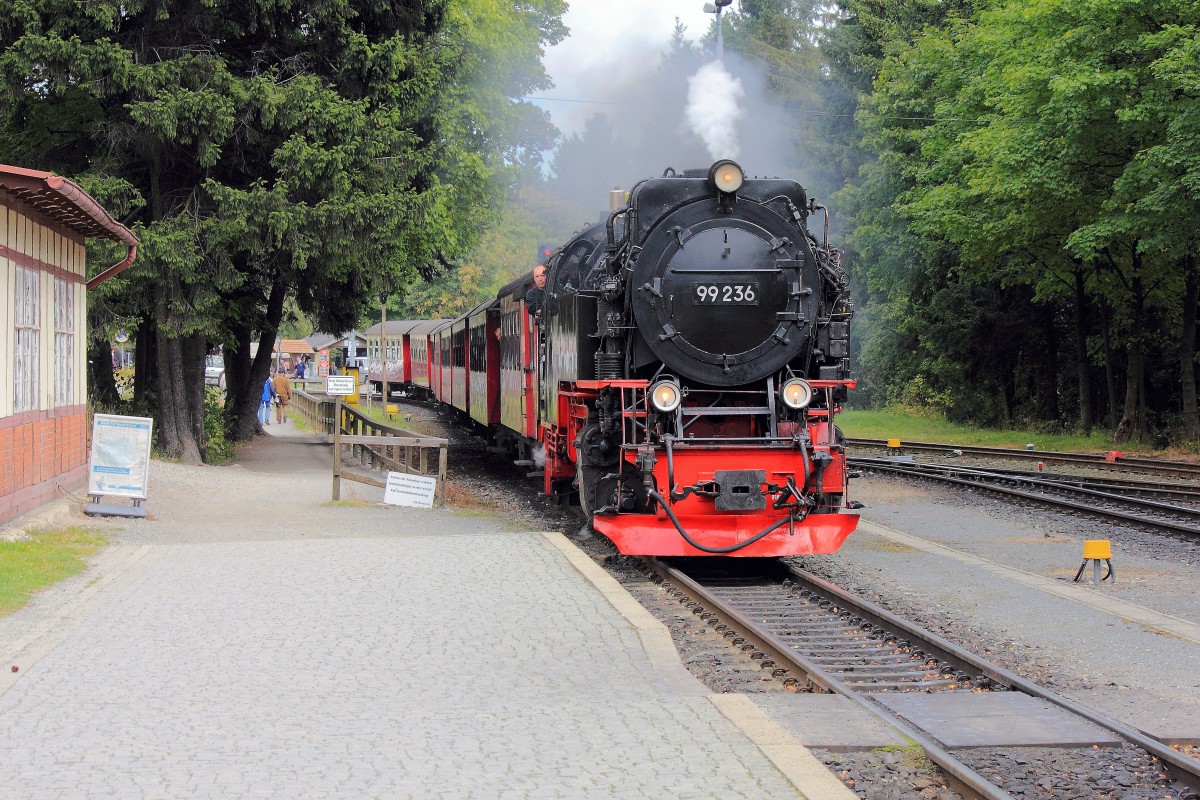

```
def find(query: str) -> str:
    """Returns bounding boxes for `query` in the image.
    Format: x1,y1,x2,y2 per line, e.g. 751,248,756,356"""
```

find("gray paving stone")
0,530,805,798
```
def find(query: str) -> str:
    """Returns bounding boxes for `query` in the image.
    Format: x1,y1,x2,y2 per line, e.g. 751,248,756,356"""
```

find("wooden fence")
292,388,449,504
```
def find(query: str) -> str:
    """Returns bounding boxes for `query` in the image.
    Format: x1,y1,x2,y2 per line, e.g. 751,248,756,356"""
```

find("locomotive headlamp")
708,160,744,194
650,380,683,413
780,378,814,410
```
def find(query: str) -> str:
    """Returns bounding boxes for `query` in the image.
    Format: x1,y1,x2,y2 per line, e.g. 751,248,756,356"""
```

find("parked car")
204,354,226,390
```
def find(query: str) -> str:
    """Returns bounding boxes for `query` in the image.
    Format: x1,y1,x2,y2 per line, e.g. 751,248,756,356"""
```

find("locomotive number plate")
691,283,760,305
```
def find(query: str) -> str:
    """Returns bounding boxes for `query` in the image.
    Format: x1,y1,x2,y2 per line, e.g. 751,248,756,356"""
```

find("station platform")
0,422,857,799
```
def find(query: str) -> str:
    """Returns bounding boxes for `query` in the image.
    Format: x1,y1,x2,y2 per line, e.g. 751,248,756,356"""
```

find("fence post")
332,396,342,501
437,443,448,505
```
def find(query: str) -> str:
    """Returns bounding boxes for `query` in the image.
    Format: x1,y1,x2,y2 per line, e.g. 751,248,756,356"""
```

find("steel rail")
847,438,1200,479
648,559,1200,796
648,559,1013,800
964,467,1200,502
783,565,1200,794
853,458,1200,522
852,459,1200,538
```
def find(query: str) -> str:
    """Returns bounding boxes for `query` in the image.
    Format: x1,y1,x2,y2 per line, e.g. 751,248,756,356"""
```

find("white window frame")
14,266,40,412
54,277,75,406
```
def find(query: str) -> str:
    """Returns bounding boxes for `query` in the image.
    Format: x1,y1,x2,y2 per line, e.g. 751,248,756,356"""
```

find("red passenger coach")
466,300,500,426
407,319,446,397
496,273,539,444
434,321,453,406
449,316,469,415
363,320,411,395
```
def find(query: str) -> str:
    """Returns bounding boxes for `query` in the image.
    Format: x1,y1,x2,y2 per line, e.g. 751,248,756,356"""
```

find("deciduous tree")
0,0,565,458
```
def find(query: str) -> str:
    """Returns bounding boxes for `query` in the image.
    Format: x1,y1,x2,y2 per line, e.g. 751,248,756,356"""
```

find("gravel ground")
17,401,1195,799
405,403,1200,799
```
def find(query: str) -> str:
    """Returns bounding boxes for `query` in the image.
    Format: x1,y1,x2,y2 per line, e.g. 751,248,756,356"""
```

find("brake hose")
649,489,792,554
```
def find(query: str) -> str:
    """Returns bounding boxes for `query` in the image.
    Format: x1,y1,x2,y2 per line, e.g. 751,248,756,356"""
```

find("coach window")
470,328,484,371
501,311,516,369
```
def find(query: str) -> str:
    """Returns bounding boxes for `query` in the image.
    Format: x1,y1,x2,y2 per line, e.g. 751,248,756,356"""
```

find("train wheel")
574,423,619,518
575,464,601,518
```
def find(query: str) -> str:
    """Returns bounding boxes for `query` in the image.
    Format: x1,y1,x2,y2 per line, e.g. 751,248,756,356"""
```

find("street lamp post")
702,0,733,60
380,293,389,410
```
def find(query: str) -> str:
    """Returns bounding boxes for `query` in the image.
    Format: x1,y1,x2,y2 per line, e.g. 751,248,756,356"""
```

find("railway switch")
1073,539,1115,584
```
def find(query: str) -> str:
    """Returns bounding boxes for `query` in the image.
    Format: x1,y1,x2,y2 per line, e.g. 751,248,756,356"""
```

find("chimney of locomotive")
609,188,625,211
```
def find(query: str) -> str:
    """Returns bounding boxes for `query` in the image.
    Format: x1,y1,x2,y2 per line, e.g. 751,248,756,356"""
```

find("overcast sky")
537,1,722,134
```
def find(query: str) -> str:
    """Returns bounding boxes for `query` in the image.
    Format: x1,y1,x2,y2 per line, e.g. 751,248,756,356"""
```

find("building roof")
306,333,342,351
0,164,138,246
277,338,315,355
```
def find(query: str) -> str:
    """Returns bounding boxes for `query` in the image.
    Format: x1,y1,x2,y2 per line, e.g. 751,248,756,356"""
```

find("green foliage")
0,528,108,617
0,0,568,458
835,0,1200,440
203,387,234,464
391,184,589,319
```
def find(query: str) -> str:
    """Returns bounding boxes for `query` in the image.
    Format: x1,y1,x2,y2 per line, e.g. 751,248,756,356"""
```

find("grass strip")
0,527,108,617
839,409,1150,454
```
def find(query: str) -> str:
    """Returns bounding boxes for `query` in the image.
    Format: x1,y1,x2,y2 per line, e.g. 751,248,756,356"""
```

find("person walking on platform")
272,367,293,424
259,375,277,426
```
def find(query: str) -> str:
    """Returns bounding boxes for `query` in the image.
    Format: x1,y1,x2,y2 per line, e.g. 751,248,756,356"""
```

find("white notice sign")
326,375,356,395
88,414,154,499
383,471,438,508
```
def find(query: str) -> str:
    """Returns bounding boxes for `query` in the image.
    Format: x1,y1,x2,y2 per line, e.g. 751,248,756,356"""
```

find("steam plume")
685,61,745,160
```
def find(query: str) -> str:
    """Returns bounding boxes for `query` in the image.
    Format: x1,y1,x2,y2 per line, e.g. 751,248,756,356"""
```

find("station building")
0,165,138,525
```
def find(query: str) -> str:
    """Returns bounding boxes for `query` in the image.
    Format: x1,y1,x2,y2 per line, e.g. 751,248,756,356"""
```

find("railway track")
648,558,1200,799
961,466,1200,504
850,457,1200,538
847,438,1200,480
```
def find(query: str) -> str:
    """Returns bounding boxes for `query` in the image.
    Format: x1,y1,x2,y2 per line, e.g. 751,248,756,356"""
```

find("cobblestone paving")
0,452,801,799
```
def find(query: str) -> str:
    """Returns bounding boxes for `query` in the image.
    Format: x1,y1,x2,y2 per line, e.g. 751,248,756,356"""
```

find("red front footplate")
592,512,859,557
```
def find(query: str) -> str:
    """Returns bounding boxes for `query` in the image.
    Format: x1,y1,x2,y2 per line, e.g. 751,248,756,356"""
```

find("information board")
383,472,437,508
88,414,154,499
326,375,356,395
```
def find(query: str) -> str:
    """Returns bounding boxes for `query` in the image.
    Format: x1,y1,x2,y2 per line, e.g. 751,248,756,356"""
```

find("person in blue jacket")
259,375,277,425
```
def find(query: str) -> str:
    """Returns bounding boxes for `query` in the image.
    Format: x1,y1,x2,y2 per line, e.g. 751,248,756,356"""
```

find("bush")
203,387,234,464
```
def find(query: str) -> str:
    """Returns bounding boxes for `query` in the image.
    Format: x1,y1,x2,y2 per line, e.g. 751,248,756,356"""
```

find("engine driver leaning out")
525,264,547,321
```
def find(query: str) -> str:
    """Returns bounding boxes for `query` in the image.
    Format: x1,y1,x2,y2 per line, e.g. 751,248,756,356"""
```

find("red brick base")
0,407,88,526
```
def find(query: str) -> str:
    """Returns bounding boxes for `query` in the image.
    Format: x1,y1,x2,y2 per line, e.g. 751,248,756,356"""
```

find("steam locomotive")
365,160,859,556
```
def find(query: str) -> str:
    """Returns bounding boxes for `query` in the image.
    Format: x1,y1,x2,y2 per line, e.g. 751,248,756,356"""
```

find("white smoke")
532,445,547,468
685,61,745,160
